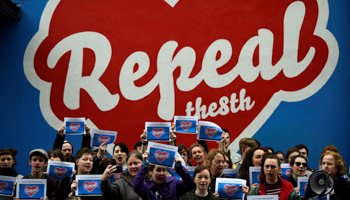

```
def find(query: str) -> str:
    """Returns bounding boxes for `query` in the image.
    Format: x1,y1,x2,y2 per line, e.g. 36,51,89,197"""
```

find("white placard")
249,166,261,186
90,129,118,146
215,178,246,199
146,141,178,167
247,195,278,200
46,160,75,179
16,179,47,199
0,175,16,196
64,117,86,135
75,175,102,196
297,176,309,197
145,122,172,141
174,116,198,134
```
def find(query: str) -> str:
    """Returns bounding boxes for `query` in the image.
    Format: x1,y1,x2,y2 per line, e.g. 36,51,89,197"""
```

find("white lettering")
48,32,119,111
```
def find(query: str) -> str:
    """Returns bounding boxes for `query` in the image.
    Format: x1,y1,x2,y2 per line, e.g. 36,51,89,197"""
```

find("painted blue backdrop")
0,0,349,176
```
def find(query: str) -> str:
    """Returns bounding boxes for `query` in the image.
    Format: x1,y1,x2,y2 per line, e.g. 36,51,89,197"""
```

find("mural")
0,0,349,175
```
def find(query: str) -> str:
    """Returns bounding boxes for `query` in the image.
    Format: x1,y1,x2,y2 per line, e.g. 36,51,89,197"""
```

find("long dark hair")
238,147,267,185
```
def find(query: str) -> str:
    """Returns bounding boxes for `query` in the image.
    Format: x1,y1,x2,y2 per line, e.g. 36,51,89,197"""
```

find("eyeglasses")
295,162,308,167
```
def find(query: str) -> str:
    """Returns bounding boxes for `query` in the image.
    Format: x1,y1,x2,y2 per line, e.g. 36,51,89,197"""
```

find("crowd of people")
0,124,349,200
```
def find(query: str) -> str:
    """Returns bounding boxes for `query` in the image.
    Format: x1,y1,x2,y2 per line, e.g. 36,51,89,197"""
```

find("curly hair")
320,151,347,177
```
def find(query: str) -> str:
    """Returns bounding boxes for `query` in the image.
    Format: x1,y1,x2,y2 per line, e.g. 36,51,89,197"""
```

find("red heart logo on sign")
180,121,192,131
69,123,81,132
24,185,39,197
26,0,338,153
286,169,292,177
154,150,170,162
304,183,308,192
98,135,111,144
152,128,165,138
0,182,8,192
54,167,68,177
223,184,239,196
205,128,218,138
83,181,98,193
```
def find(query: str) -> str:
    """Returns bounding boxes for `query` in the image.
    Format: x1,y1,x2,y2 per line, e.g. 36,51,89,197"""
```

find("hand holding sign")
97,141,107,159
69,180,78,198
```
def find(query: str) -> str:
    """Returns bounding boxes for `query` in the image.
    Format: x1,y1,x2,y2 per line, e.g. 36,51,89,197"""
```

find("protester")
23,149,58,200
319,149,350,200
101,151,142,200
224,152,233,168
52,124,91,162
294,144,315,175
238,147,268,186
249,153,300,200
190,143,207,166
206,149,228,193
287,155,308,194
112,143,129,166
134,141,142,153
47,148,64,161
182,165,220,200
56,147,102,200
275,151,285,164
133,151,194,200
233,138,260,173
286,147,300,163
178,144,191,166
0,148,22,179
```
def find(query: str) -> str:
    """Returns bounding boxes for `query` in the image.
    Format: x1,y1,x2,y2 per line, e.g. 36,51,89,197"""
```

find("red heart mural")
24,185,39,197
69,123,81,132
154,150,170,162
0,182,8,192
83,181,98,193
223,184,239,196
24,0,337,152
54,167,68,177
180,121,192,131
205,128,218,138
152,128,165,138
98,135,111,144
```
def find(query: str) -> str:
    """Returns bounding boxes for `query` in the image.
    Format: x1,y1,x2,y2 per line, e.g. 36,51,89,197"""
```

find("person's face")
210,153,225,176
242,146,252,158
321,155,338,177
221,132,230,148
224,155,230,168
252,149,265,166
287,152,300,163
49,153,61,161
0,154,14,168
291,157,307,177
299,148,308,160
194,169,211,191
62,143,73,160
76,154,93,174
135,146,142,153
264,158,280,183
127,156,142,178
150,165,167,184
192,147,205,165
179,149,188,164
29,155,47,173
113,146,127,166
276,153,285,164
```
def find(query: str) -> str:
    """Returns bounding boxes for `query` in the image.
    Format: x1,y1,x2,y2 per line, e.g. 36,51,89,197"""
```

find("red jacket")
256,177,296,200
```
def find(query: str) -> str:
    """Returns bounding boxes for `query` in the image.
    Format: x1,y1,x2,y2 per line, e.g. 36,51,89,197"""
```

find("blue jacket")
133,162,194,200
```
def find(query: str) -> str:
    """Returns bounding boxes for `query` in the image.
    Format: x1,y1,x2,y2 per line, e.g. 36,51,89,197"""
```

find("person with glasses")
287,155,308,195
52,124,91,162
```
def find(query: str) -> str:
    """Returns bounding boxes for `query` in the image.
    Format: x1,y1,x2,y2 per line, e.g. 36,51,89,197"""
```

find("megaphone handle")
318,173,329,198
